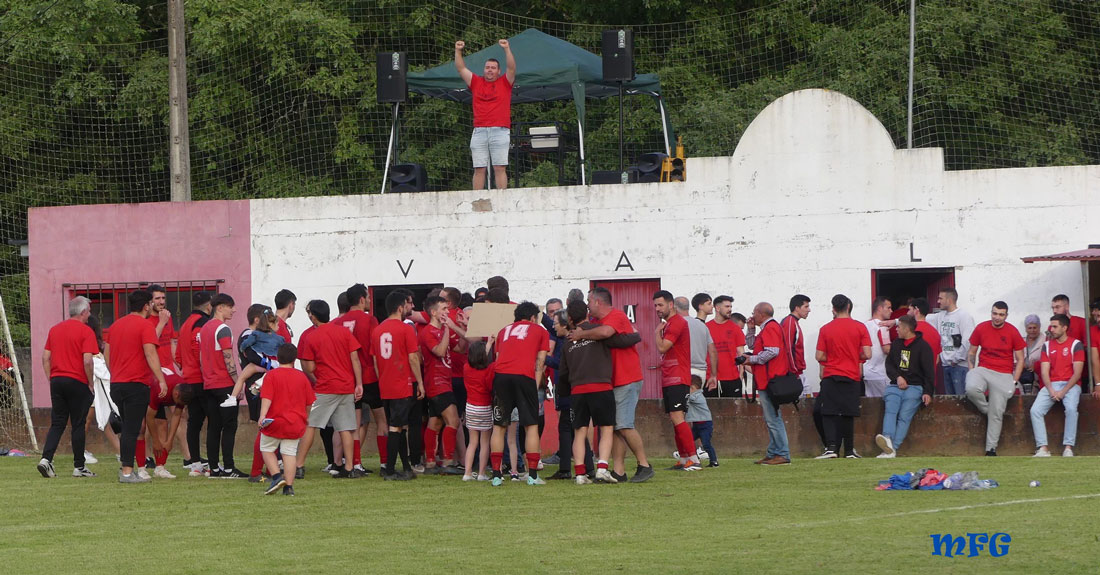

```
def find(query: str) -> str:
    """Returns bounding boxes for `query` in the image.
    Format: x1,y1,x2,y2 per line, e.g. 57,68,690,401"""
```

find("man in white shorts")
455,38,516,190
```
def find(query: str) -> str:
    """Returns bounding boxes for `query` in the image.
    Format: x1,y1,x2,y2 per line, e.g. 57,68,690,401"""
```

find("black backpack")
766,372,803,407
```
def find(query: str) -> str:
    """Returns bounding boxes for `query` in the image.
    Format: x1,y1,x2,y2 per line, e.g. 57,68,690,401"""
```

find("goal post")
0,293,38,452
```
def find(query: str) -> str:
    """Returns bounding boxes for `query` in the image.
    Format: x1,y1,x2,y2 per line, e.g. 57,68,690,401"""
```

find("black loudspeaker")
602,29,635,82
592,170,622,185
377,52,407,103
390,163,426,193
634,153,667,183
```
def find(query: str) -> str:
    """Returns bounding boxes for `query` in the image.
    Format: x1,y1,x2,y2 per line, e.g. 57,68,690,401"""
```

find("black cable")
0,0,66,53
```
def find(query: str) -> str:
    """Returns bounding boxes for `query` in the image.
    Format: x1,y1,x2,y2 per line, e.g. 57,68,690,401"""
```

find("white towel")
92,354,120,430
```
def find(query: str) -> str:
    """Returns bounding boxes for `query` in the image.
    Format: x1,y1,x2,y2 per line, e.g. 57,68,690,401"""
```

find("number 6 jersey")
372,318,419,399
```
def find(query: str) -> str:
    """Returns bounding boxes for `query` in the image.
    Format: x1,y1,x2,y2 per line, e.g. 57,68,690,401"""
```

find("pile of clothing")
875,469,998,491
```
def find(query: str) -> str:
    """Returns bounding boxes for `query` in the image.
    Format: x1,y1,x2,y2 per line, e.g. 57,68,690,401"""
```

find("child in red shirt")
258,343,316,496
462,340,495,481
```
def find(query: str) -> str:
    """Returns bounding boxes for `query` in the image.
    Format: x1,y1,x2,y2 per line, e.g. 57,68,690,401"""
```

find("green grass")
2,455,1099,573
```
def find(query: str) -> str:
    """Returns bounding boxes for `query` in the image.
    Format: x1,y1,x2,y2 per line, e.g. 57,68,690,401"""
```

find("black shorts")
818,376,861,417
570,390,615,429
662,384,689,414
155,405,168,420
357,383,383,410
383,397,415,428
704,379,743,398
492,373,539,427
427,391,457,418
451,378,466,416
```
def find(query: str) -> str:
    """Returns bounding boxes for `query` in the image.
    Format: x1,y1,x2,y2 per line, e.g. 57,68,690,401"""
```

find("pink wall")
28,200,251,407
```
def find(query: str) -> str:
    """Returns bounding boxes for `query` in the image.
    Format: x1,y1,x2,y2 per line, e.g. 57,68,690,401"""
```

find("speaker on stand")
378,52,410,193
603,30,635,183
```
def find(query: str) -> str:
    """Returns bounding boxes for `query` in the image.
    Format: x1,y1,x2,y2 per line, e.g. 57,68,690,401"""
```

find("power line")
0,0,66,53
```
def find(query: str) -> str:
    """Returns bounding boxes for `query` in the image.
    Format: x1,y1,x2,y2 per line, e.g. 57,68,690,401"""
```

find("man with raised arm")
455,38,516,190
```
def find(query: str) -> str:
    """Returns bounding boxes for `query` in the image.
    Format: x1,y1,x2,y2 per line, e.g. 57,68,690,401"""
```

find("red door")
590,278,662,399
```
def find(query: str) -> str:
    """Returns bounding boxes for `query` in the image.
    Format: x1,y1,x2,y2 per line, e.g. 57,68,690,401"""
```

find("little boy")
686,378,717,467
257,343,316,496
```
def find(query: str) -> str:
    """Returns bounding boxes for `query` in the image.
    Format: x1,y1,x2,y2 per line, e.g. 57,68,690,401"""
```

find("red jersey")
275,316,293,343
149,371,185,410
470,74,513,128
147,313,177,371
1041,337,1085,386
176,311,209,383
494,320,550,379
107,314,158,385
198,319,235,390
372,318,418,400
969,321,1025,374
658,314,690,388
706,319,746,381
752,319,791,390
44,318,98,384
595,309,643,387
418,323,453,397
463,363,494,407
780,314,806,375
297,325,316,355
817,317,872,381
1092,325,1100,350
448,307,468,379
297,322,360,395
333,309,378,384
260,368,316,439
916,320,942,363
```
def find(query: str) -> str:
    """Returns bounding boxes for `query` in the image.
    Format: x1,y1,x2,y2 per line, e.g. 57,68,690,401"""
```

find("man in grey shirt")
928,287,975,395
674,296,718,391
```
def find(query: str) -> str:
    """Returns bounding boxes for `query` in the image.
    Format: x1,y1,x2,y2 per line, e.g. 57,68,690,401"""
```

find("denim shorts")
613,380,643,430
470,127,510,168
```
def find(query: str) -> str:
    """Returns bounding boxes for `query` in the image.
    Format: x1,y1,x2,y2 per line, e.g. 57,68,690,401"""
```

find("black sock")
842,417,855,455
398,430,411,471
386,431,401,474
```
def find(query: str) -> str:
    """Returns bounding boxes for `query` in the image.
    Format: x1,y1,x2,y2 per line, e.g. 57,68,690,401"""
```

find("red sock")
424,428,438,463
377,435,387,465
250,434,264,476
674,422,694,460
575,464,586,476
442,426,457,461
597,461,609,470
353,439,362,466
136,438,146,466
155,448,168,467
491,451,503,472
525,453,541,477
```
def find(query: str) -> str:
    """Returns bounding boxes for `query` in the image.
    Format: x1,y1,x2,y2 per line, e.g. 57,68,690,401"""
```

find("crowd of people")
33,277,1100,494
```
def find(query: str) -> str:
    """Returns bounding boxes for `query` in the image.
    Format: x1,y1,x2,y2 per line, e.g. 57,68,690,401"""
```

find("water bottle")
944,472,964,490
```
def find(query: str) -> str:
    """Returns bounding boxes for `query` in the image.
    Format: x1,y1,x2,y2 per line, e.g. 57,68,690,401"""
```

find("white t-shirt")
863,319,890,381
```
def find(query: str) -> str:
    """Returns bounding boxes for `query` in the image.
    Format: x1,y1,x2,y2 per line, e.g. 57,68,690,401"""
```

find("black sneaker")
547,470,572,480
295,467,305,479
208,469,225,479
629,465,655,483
223,468,248,479
349,468,364,479
282,485,295,496
421,466,442,475
708,461,720,468
248,474,263,483
384,471,413,481
985,449,997,457
145,457,155,469
845,452,862,459
439,465,464,476
610,471,628,483
332,468,352,478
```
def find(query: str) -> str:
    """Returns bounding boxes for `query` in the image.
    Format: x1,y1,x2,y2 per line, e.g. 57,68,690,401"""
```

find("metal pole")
906,0,916,149
577,117,586,185
168,0,192,201
1083,261,1093,391
0,294,38,451
657,95,671,156
619,82,625,177
380,103,398,195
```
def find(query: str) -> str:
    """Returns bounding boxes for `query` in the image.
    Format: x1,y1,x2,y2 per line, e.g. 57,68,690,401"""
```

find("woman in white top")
1020,314,1044,394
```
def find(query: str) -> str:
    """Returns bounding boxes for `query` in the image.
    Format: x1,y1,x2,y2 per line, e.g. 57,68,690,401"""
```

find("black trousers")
823,415,855,455
703,379,743,398
42,377,94,468
181,383,206,462
110,382,150,468
204,387,238,469
813,397,827,448
555,396,593,474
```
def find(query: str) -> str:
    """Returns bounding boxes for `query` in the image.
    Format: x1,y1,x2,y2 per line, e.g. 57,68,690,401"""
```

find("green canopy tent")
397,28,669,187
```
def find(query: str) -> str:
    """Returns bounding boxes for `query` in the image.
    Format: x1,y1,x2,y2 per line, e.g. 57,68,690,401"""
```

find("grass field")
2,455,1099,574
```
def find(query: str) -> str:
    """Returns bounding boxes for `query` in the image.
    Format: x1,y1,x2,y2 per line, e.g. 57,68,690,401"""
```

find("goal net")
0,293,37,453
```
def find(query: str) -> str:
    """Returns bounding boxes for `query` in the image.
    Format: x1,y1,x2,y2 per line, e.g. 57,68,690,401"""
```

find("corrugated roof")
1021,247,1100,263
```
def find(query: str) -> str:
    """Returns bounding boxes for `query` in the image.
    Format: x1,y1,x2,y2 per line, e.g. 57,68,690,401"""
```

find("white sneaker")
1063,446,1074,457
575,474,593,485
875,452,896,459
72,466,96,477
462,474,474,481
671,450,681,459
136,468,151,481
815,450,838,459
1033,447,1051,457
696,447,709,460
476,474,491,482
595,468,619,484
83,451,98,465
154,466,176,479
36,458,56,478
874,434,895,455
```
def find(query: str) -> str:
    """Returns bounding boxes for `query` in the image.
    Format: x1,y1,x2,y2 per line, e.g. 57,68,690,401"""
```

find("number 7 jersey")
371,318,418,400
494,320,550,379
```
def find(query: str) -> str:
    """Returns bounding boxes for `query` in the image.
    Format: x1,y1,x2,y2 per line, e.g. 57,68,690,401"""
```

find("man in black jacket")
875,315,934,458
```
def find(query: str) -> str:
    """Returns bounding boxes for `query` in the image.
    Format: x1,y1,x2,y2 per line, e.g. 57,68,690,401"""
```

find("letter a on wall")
615,251,634,272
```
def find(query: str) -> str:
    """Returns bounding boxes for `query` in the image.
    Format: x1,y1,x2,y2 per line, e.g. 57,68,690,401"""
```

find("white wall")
250,89,1100,388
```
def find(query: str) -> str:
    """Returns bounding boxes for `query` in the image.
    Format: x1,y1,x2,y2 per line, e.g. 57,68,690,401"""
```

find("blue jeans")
1030,381,1081,448
691,421,716,463
759,390,789,459
881,385,924,449
943,365,968,395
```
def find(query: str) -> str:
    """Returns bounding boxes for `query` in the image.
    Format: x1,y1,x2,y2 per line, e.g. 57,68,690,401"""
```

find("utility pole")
168,0,191,201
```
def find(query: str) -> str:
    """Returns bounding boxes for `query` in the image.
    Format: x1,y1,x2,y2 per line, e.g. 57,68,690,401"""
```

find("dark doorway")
872,268,956,312
369,283,443,323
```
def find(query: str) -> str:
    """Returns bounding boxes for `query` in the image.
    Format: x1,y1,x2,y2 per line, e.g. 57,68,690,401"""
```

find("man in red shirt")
334,283,382,474
1050,294,1087,343
176,291,212,475
781,294,811,395
742,302,792,465
147,284,178,373
1091,299,1100,398
488,301,550,486
258,343,316,496
964,301,1026,456
274,289,296,343
813,295,872,459
106,290,168,483
373,291,425,480
295,299,363,479
455,38,516,190
199,293,244,477
706,295,747,398
1030,314,1085,457
908,298,943,365
419,296,466,474
652,290,699,471
567,287,653,483
37,296,100,478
